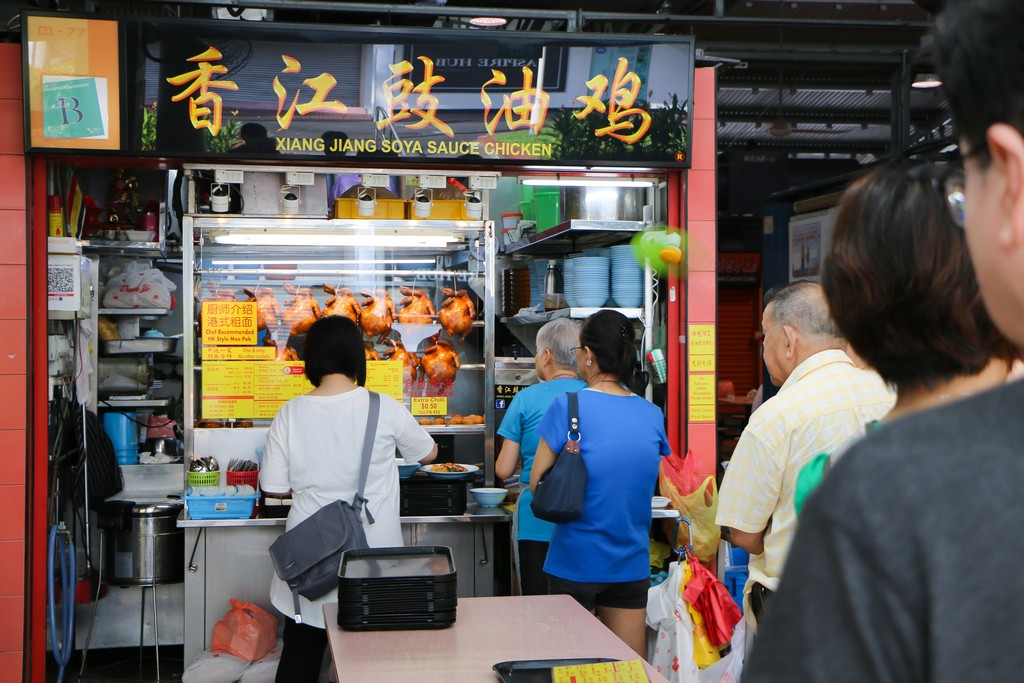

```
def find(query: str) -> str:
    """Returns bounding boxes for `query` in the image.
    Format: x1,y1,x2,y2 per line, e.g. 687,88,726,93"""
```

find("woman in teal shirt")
496,318,586,595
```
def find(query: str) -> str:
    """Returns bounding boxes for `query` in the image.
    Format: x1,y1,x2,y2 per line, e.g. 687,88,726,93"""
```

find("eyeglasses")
570,346,584,353
942,171,966,229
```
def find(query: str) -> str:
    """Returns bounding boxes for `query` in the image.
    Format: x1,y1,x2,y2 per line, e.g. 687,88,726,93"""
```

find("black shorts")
546,574,649,611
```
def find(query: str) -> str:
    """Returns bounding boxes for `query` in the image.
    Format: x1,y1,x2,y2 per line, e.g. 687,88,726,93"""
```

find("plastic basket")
188,471,220,487
183,487,258,520
226,470,259,488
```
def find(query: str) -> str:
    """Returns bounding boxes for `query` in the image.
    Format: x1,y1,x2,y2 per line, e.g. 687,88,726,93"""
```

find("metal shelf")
99,308,171,316
99,397,172,408
504,219,644,256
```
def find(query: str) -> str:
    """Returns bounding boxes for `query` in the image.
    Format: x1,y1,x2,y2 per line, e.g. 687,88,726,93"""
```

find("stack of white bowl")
528,260,548,308
572,256,611,308
610,245,644,308
562,258,577,308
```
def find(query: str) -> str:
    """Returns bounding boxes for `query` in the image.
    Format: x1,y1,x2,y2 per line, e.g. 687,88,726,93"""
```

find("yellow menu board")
204,346,276,361
202,360,312,419
201,301,258,346
365,360,404,401
552,660,648,683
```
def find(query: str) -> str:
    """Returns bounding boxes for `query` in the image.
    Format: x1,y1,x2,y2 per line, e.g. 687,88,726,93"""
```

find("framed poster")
25,15,120,150
788,208,837,282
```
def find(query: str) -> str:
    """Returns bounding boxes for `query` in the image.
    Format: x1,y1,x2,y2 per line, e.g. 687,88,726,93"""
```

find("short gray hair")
765,280,843,341
536,318,581,369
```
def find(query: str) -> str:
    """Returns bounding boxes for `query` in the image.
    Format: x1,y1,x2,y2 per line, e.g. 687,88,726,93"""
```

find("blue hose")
47,524,75,683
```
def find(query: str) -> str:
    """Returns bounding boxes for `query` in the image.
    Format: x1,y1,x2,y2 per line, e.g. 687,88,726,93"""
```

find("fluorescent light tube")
210,233,460,248
519,177,655,188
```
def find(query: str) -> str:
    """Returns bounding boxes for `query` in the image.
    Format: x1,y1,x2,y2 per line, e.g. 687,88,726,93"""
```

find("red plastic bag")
211,599,278,662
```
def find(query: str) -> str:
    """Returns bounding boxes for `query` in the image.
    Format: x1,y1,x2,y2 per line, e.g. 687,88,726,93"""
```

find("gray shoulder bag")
268,391,380,622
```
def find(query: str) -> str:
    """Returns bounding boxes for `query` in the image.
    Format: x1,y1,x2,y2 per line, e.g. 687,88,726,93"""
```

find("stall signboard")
365,360,404,402
201,301,258,346
23,11,694,168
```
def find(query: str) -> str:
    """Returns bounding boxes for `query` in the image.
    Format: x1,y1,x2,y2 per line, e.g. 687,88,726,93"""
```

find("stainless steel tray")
100,338,179,355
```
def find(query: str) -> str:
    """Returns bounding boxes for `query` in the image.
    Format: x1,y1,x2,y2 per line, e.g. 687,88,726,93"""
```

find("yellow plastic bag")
659,451,721,562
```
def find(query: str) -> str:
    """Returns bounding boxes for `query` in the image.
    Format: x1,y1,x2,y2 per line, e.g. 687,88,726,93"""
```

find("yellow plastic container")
334,198,409,220
419,199,469,220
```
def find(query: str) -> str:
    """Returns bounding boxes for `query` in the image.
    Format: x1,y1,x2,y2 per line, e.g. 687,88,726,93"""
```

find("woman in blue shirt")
496,318,586,595
532,310,671,655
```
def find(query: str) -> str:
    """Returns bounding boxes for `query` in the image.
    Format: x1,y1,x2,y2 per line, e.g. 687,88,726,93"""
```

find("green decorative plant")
140,102,158,151
205,116,241,154
543,93,689,163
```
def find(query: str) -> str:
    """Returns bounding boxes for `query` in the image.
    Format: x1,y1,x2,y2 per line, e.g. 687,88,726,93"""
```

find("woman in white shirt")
261,315,437,683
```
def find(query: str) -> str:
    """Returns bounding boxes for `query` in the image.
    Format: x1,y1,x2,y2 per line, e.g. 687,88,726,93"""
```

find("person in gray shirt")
743,2,1024,681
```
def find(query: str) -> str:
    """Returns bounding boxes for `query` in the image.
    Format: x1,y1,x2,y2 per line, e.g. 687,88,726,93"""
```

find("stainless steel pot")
98,500,184,586
561,186,646,221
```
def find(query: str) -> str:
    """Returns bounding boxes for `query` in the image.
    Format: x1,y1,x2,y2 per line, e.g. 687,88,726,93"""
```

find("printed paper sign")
411,396,448,416
688,374,716,405
552,659,648,683
365,360,404,401
688,324,715,356
201,301,258,345
42,76,107,139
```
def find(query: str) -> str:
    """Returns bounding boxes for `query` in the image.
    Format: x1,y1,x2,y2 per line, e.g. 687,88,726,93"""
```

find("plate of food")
420,463,480,479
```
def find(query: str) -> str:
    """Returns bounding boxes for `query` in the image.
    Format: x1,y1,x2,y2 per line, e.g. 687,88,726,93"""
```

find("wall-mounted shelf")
504,219,644,256
99,308,171,317
99,397,172,409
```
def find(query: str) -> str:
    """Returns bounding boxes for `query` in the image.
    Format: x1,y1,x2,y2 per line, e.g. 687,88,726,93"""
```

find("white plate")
420,464,480,479
651,496,670,509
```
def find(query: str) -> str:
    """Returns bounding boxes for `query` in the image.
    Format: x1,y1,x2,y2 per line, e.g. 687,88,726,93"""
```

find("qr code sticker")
47,265,75,296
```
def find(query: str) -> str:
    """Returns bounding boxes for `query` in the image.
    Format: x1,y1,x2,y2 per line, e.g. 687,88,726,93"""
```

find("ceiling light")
210,259,435,266
469,16,507,27
912,73,942,88
519,176,655,188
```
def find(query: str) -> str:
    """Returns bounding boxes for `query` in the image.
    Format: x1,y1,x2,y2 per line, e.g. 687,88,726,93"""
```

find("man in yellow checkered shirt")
715,281,893,644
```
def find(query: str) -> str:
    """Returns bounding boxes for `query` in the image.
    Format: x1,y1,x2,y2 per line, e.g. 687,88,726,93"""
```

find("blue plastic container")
183,488,259,520
724,567,748,613
103,412,138,464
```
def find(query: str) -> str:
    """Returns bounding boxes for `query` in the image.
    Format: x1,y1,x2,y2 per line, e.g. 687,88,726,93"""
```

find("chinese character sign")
166,47,239,136
110,18,694,166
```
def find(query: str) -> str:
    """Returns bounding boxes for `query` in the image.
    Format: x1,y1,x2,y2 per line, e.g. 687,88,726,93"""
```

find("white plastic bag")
103,261,177,309
239,642,282,683
698,619,745,683
647,561,700,683
181,649,251,683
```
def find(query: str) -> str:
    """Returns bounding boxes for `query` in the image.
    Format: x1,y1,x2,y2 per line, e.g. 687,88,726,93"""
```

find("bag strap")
564,392,581,454
352,391,381,524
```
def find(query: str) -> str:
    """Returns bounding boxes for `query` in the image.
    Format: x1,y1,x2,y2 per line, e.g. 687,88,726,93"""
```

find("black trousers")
518,540,550,596
275,617,327,683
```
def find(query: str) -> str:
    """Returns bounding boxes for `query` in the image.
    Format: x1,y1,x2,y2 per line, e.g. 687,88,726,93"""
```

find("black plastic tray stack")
399,475,468,516
337,546,457,631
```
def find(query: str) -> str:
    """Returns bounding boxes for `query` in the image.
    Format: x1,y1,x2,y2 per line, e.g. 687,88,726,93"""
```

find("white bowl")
469,487,508,506
651,496,671,509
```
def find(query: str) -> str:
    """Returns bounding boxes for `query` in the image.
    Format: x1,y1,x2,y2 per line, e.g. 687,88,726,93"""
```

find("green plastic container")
519,199,534,222
534,190,561,231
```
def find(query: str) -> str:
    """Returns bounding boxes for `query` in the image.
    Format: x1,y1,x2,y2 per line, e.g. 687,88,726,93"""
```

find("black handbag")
531,392,588,523
269,391,380,623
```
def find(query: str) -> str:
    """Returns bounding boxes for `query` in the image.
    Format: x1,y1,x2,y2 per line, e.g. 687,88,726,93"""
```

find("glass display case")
180,165,499,483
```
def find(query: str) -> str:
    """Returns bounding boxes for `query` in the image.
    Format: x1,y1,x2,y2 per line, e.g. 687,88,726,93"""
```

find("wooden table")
324,595,669,682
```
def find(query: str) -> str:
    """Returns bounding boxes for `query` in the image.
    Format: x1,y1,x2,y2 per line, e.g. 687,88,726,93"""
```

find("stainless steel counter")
177,502,511,528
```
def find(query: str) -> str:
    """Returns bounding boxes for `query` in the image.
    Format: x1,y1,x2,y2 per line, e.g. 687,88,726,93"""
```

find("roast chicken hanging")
397,286,436,324
321,284,361,323
242,286,281,332
382,338,420,382
438,288,476,343
360,289,396,344
364,341,380,362
281,284,321,337
419,334,461,382
263,333,300,361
